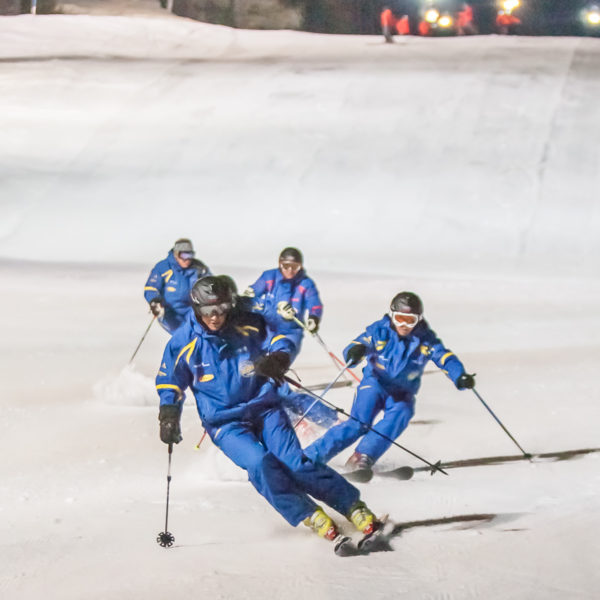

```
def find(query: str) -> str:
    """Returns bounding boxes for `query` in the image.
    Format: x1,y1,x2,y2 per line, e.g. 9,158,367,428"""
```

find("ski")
343,467,374,483
377,466,415,480
345,465,415,482
305,380,353,392
335,513,496,556
334,515,393,557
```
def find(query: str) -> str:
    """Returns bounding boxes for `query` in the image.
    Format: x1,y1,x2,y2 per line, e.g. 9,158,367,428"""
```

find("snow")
1,6,599,600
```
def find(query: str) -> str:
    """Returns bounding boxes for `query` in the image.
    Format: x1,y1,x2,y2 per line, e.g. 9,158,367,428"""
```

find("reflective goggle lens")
390,311,419,327
198,302,232,317
178,251,195,260
280,261,301,272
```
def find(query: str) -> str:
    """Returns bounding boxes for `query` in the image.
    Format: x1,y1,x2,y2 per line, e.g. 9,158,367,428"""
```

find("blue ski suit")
246,267,337,428
144,251,211,333
156,310,359,527
305,315,468,465
248,268,323,362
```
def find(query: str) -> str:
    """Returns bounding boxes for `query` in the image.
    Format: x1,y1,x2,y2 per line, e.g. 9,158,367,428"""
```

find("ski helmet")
279,247,303,264
190,276,234,319
217,274,238,297
173,238,194,256
390,292,424,316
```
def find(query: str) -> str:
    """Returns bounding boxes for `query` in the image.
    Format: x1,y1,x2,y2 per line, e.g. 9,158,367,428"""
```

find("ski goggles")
197,302,233,317
389,311,420,327
279,261,301,274
178,251,195,260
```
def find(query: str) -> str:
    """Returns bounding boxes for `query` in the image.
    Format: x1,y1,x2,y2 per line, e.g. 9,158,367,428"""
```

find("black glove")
254,351,291,384
149,297,165,317
158,404,182,444
306,315,320,333
345,344,367,367
456,373,476,390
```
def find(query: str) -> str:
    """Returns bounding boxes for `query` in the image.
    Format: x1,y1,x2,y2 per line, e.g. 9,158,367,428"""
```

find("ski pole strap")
284,376,448,476
472,388,531,459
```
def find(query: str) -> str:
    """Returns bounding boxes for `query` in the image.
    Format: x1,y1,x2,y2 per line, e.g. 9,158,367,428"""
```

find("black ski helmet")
217,274,238,297
190,276,234,319
390,292,424,316
279,247,303,264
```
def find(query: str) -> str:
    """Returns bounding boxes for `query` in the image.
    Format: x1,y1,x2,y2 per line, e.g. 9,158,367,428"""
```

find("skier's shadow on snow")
390,512,523,538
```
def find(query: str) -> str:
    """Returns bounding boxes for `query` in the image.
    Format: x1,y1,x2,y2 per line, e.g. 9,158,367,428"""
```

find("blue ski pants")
305,377,415,465
206,406,360,526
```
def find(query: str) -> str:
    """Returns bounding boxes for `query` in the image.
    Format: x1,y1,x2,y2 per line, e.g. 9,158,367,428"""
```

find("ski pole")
293,361,351,429
129,315,156,364
472,388,531,459
156,443,176,547
313,331,361,383
195,429,208,450
290,314,361,383
284,376,448,476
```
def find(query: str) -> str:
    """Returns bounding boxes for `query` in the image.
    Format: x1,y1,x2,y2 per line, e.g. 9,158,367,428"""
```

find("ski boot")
344,452,374,483
346,501,393,554
304,507,341,541
347,500,377,535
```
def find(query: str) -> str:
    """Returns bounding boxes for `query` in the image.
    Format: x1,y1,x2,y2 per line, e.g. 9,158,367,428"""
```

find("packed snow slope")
1,13,600,277
1,9,600,600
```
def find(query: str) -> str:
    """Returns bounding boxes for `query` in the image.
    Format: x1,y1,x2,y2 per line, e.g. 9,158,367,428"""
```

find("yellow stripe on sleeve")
270,334,287,345
145,286,159,292
156,384,182,393
440,352,455,366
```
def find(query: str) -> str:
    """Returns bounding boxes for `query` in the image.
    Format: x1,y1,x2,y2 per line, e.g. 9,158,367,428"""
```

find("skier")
143,238,211,334
241,247,322,362
457,3,477,35
304,292,475,472
240,248,339,429
156,276,380,544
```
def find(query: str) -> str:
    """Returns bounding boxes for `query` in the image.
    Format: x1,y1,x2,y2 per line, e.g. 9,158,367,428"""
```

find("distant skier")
380,6,411,42
143,238,211,334
240,248,339,429
156,276,380,544
457,3,477,35
304,292,475,472
241,247,322,363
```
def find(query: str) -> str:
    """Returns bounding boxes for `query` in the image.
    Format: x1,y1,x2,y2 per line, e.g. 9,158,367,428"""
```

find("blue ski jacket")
248,268,323,334
343,315,467,395
144,251,211,317
156,310,295,427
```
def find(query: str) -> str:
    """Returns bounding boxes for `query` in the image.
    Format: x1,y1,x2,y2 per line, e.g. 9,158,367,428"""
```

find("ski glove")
240,287,255,298
277,301,296,321
158,404,182,445
149,297,165,318
254,351,291,385
456,373,476,390
306,316,320,333
346,344,367,367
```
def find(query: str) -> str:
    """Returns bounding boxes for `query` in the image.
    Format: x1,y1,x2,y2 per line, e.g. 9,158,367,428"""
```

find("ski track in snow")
1,6,600,600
